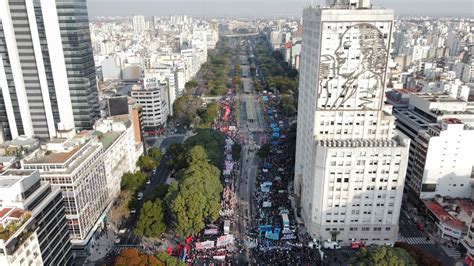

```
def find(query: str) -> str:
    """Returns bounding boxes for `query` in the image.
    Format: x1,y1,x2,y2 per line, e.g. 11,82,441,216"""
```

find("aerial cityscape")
0,0,473,265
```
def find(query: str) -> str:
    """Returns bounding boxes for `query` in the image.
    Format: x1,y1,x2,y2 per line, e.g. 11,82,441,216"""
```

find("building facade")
294,0,410,245
0,169,71,265
393,93,474,199
23,135,108,250
94,116,143,200
0,0,99,140
131,79,170,131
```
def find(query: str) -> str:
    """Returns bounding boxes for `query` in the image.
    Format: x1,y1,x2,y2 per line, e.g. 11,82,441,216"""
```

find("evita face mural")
317,22,391,111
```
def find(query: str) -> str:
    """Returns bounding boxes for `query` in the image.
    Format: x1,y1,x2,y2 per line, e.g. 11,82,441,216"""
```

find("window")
385,227,391,231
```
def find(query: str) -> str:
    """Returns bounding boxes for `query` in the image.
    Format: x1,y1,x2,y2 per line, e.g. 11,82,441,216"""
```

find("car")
417,222,425,231
130,208,137,214
146,180,151,185
137,192,143,201
115,238,121,244
323,240,341,250
151,169,156,175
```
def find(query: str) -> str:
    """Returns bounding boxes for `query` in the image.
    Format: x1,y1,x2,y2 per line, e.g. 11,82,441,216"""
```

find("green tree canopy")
137,155,156,172
167,143,186,170
167,146,223,237
134,199,166,237
149,184,169,200
184,80,198,90
121,172,147,193
349,246,417,266
155,252,186,266
394,242,442,266
181,129,224,168
232,143,241,161
197,101,219,127
148,147,163,162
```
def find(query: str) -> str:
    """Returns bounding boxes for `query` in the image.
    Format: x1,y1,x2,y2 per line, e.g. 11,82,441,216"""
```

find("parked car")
137,192,143,201
417,222,425,231
146,179,151,185
130,208,137,214
323,240,341,250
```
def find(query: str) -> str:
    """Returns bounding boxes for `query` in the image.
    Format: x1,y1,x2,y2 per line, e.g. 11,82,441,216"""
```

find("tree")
109,190,132,226
280,94,297,117
184,80,198,90
349,246,417,266
257,144,271,158
156,252,186,266
232,143,241,161
148,147,163,162
149,184,169,200
137,156,156,172
121,172,147,193
114,248,164,266
134,199,166,237
394,242,442,266
197,101,219,127
182,129,224,167
167,146,223,237
167,143,186,171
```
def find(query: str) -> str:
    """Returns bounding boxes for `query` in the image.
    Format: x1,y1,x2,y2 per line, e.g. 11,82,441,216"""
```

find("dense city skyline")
1,0,473,264
87,0,474,18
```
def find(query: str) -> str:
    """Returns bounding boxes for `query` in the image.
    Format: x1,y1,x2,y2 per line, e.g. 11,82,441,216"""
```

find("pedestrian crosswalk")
398,236,434,245
109,245,139,257
441,245,461,259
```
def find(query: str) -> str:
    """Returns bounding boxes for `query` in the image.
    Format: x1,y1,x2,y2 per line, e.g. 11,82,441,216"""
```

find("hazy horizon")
86,0,474,18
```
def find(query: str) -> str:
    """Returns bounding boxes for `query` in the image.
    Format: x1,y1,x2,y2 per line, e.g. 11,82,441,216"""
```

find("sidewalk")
84,227,117,265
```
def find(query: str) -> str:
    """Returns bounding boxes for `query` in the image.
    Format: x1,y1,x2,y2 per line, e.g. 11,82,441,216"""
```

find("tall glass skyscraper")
0,0,99,140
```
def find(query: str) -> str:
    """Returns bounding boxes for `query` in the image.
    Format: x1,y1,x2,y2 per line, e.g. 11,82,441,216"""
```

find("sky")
86,0,474,18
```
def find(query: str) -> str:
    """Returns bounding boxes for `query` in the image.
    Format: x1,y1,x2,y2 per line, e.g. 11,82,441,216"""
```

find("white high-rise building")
294,0,410,246
23,134,108,253
0,0,100,140
132,15,146,35
131,72,170,130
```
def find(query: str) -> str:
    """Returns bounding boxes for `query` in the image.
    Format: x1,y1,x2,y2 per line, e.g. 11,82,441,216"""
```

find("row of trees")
131,130,225,239
109,147,163,228
168,129,224,171
114,248,185,266
206,41,232,96
255,34,298,118
165,145,223,236
172,39,232,127
349,244,442,266
349,246,417,265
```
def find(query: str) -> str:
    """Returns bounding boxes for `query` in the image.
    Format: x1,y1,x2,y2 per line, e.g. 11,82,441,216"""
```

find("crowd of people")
186,88,240,263
246,91,321,264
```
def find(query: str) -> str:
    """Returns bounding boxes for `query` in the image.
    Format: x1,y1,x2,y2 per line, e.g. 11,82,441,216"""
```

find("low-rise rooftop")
425,201,467,231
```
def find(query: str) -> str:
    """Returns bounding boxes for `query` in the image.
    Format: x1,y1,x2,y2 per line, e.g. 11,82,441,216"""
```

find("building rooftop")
426,201,467,231
0,178,20,189
26,147,80,164
95,131,120,150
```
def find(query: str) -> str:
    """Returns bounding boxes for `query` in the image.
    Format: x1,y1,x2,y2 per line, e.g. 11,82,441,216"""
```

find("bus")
281,213,289,231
